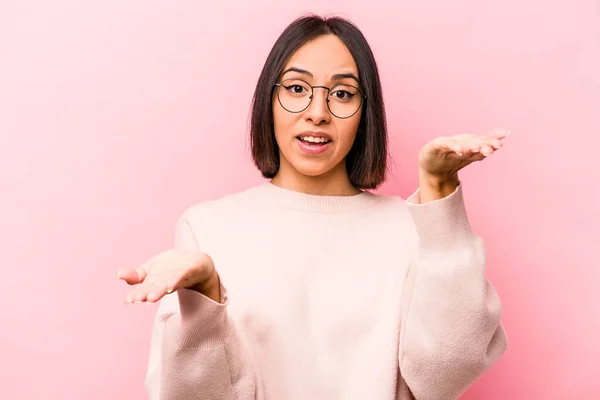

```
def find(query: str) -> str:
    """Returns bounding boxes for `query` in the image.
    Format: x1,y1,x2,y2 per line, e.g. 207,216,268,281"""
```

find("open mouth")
297,136,331,145
296,136,332,154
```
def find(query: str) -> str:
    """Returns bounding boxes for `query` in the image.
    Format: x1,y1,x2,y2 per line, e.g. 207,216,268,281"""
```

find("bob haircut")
250,14,388,189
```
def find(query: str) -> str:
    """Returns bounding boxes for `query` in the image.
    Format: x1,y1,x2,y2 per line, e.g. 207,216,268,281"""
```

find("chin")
293,163,331,177
289,157,342,178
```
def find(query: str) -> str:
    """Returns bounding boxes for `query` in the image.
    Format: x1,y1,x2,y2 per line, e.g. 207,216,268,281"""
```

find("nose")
304,87,331,125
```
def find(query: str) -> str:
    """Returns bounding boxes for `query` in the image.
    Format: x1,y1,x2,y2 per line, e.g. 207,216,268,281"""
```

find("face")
272,34,363,183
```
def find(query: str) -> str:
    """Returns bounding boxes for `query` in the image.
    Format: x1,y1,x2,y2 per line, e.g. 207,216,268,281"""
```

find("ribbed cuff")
176,282,230,349
406,184,478,251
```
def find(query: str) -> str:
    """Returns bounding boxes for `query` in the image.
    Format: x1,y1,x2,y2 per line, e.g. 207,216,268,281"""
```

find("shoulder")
176,184,265,228
173,184,268,252
368,191,412,212
358,190,423,233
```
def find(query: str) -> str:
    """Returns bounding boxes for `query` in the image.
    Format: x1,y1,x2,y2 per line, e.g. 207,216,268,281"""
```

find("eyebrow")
281,67,360,84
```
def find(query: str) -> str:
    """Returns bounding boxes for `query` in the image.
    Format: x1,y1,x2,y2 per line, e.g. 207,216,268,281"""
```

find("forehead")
283,34,358,77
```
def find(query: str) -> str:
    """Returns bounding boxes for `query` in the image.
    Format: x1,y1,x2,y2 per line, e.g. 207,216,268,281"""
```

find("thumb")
116,266,148,285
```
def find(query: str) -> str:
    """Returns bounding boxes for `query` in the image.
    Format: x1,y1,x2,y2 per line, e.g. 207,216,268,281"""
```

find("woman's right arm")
137,213,258,400
145,285,257,400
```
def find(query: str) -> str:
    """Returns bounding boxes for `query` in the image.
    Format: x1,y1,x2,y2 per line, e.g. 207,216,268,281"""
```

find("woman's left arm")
398,129,510,400
399,183,507,400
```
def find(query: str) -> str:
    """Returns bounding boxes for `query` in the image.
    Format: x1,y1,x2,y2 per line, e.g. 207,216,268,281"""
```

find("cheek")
337,115,362,149
272,104,293,140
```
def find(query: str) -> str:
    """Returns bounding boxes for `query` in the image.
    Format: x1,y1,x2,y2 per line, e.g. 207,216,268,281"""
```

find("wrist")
418,169,460,202
190,269,221,302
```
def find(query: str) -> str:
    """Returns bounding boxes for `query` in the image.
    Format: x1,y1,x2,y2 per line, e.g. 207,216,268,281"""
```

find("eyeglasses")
273,78,366,119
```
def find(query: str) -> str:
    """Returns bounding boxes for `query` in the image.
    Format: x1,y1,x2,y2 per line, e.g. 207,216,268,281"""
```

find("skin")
270,34,363,196
116,34,510,304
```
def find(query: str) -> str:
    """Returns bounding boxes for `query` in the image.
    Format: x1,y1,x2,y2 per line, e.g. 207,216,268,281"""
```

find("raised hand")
417,128,510,202
419,128,510,179
116,249,218,304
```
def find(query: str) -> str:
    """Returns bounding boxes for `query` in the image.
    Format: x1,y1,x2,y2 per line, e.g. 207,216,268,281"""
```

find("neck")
271,161,360,197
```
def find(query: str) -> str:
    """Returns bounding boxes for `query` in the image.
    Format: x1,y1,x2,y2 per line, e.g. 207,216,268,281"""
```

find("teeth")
300,136,328,143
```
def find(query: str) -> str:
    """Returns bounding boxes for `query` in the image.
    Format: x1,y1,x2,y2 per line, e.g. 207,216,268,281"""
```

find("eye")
281,80,310,95
286,84,307,94
331,90,354,100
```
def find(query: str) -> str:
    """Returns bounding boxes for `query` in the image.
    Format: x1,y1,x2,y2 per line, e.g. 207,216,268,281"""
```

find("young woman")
117,14,508,400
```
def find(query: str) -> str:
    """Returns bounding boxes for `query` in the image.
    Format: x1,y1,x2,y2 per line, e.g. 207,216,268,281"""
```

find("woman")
117,14,508,400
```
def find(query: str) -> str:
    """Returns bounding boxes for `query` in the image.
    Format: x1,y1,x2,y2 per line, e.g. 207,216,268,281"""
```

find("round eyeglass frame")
273,79,367,119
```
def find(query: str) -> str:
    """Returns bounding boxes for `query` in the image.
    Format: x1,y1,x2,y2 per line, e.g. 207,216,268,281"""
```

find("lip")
296,131,333,142
296,136,332,155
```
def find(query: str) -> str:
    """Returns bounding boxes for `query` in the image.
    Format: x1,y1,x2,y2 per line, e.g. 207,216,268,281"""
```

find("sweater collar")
250,181,383,213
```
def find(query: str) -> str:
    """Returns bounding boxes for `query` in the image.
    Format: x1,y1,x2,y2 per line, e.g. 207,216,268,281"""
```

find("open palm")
116,249,214,304
419,128,510,178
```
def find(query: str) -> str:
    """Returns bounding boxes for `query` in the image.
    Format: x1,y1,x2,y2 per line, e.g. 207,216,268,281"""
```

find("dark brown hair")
250,14,388,189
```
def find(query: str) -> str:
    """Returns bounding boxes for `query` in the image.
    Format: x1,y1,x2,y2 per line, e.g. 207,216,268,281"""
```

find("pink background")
1,1,599,399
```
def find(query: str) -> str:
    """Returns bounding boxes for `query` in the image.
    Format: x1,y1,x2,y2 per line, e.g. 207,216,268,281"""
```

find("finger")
486,138,503,150
456,136,480,155
117,263,150,285
133,287,148,303
434,137,464,156
126,269,182,304
464,140,486,160
116,268,143,285
127,285,150,304
146,283,169,303
136,266,148,282
480,144,495,156
477,135,501,155
124,278,154,304
124,289,137,305
465,144,481,154
487,128,511,140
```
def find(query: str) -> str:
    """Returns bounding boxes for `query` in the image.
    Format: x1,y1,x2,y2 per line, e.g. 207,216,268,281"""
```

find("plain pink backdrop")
1,1,599,399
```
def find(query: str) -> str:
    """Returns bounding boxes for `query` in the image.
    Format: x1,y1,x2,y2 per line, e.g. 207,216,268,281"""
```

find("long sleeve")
398,184,508,400
144,212,257,400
